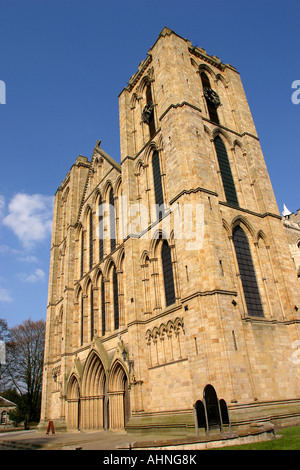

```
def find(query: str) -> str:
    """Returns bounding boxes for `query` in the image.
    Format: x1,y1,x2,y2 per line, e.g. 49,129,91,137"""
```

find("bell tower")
118,27,300,432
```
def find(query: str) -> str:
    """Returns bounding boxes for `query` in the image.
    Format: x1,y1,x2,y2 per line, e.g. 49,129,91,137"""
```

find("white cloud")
18,254,38,263
0,244,38,263
18,268,45,284
0,287,12,302
2,193,54,249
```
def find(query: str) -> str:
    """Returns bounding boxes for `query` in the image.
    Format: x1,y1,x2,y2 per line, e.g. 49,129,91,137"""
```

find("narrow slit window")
214,136,239,207
161,240,176,307
101,277,106,336
89,210,93,270
109,188,116,252
80,230,84,278
90,285,94,341
99,197,104,262
113,266,119,330
152,151,164,218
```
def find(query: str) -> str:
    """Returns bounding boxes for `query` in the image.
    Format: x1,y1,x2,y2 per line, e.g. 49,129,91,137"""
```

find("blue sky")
0,0,299,328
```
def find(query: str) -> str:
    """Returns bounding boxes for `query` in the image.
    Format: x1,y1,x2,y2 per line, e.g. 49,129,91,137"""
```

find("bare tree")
0,318,10,390
5,319,45,427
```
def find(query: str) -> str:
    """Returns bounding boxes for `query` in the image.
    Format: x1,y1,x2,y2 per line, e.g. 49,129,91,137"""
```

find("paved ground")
0,424,277,451
0,428,192,451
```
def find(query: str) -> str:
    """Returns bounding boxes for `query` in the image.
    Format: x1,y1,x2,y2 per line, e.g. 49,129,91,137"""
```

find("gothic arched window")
214,136,239,207
90,283,94,341
109,188,116,252
113,265,119,330
201,72,219,125
152,151,164,218
80,290,84,346
161,240,176,307
101,276,106,336
89,210,93,271
98,197,104,262
80,228,84,278
233,226,264,317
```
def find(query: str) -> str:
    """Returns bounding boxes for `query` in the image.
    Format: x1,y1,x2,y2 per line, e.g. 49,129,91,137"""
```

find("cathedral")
39,28,300,435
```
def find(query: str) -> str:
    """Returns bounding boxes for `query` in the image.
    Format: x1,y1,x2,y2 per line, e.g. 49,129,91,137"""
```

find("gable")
0,396,17,408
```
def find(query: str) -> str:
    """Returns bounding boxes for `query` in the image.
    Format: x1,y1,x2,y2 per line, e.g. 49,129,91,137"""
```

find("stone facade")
0,397,17,428
39,28,300,435
282,207,300,278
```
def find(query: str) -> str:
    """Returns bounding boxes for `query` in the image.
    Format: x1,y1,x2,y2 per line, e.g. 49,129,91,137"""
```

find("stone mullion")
104,279,111,333
150,257,161,311
117,268,124,326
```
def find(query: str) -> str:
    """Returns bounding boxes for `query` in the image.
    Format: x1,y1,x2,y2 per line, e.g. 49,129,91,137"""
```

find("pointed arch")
231,215,255,240
212,128,233,147
75,283,82,301
257,229,269,245
102,180,114,201
140,249,150,266
198,64,217,81
81,350,108,430
216,73,228,88
130,92,138,109
114,175,122,197
81,204,92,225
92,188,103,207
82,350,107,396
82,276,92,295
109,360,130,430
144,141,159,166
222,218,231,234
116,246,125,271
67,374,81,430
149,229,168,258
232,138,244,152
103,256,115,279
138,74,152,95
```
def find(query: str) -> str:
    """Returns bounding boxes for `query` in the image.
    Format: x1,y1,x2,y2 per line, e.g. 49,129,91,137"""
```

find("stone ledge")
120,422,276,450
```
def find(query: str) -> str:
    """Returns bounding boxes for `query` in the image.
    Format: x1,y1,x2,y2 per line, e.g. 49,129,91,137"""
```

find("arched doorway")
103,375,109,430
203,384,221,430
109,361,130,430
81,352,107,430
219,398,230,428
194,400,206,432
67,375,81,430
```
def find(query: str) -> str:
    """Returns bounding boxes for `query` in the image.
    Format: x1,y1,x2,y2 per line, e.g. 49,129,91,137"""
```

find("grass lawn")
216,426,300,450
